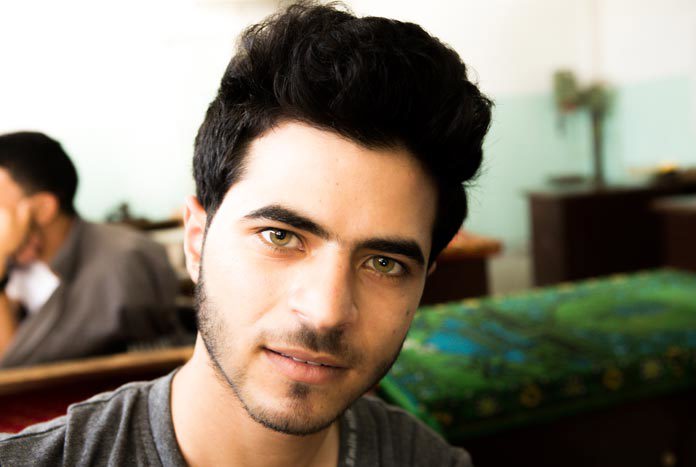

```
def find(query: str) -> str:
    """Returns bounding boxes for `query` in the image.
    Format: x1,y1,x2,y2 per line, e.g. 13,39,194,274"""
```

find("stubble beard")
194,274,405,436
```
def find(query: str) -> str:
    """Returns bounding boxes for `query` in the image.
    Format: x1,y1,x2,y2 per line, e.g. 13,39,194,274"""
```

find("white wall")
0,0,276,220
347,0,597,97
597,0,696,174
597,0,696,84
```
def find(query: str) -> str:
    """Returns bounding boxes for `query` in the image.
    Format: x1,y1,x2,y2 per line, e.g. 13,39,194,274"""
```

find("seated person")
0,132,180,367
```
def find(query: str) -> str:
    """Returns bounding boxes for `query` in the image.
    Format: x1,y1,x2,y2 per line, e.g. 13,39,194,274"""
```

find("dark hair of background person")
0,132,79,216
193,1,493,262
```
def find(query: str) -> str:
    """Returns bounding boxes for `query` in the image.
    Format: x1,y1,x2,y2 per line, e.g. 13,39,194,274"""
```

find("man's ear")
30,192,60,226
427,261,437,277
183,195,208,284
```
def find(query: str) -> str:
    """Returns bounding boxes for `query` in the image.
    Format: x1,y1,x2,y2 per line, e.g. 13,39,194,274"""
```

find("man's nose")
288,253,357,331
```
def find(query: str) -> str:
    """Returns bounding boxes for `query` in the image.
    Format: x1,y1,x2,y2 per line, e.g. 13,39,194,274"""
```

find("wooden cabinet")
652,195,696,273
529,182,696,286
421,231,502,304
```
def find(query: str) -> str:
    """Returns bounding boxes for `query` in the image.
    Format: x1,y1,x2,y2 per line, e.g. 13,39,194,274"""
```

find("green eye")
372,256,396,274
260,228,302,251
268,229,292,246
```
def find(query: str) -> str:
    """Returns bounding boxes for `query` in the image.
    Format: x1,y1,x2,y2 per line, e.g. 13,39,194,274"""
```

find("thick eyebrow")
243,204,426,267
358,238,426,267
243,205,331,239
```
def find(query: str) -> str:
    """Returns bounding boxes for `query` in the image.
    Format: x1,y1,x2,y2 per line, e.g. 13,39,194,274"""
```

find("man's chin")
227,375,351,435
242,395,343,437
208,353,348,436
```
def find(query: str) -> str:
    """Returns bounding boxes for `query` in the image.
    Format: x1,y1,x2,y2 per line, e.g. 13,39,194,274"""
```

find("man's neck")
39,214,75,265
171,338,340,467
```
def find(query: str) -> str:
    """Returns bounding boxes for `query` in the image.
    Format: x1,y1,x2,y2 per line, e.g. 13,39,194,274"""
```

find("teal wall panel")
466,74,695,249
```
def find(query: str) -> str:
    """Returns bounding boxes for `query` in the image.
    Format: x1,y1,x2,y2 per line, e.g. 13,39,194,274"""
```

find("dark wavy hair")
0,131,78,216
194,2,492,261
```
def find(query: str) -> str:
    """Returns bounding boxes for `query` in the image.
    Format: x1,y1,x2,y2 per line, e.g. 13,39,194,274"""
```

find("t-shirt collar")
148,370,188,467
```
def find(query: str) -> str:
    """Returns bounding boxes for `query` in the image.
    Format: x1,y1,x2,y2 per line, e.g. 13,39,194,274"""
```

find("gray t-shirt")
0,372,472,466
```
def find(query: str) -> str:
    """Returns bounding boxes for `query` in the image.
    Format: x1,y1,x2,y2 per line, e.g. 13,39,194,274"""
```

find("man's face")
0,167,40,265
189,121,437,436
0,168,24,211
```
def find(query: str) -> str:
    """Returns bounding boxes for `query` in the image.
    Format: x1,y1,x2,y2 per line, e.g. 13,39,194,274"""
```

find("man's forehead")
0,168,26,210
0,167,21,190
215,122,438,255
245,122,426,174
0,167,12,182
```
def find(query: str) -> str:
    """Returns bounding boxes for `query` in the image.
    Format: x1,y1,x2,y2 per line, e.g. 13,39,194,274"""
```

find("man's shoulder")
346,395,472,467
81,221,166,258
0,417,68,466
0,378,161,466
75,221,175,289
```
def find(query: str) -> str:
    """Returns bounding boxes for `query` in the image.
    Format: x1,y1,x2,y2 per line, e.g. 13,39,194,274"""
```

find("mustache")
263,325,352,357
261,324,363,367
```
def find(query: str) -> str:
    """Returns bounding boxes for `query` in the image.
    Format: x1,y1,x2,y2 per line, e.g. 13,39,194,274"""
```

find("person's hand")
0,200,33,275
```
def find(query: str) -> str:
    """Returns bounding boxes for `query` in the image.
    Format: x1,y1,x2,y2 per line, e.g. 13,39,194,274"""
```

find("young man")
0,132,179,367
0,3,491,465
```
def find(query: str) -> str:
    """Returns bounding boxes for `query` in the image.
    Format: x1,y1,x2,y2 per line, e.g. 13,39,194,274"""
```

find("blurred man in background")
0,131,179,367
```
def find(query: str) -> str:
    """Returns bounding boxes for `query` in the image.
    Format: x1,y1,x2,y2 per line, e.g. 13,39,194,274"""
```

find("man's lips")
263,347,348,385
264,347,346,369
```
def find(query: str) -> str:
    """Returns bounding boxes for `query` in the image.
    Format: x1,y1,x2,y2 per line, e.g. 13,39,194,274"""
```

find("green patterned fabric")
379,269,696,440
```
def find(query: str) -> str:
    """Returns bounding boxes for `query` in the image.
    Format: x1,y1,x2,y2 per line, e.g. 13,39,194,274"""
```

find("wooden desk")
529,182,696,286
0,346,193,433
652,195,696,273
421,231,502,305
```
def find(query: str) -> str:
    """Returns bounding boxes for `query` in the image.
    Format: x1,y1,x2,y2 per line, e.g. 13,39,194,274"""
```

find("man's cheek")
14,232,41,265
373,322,410,354
207,254,284,318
